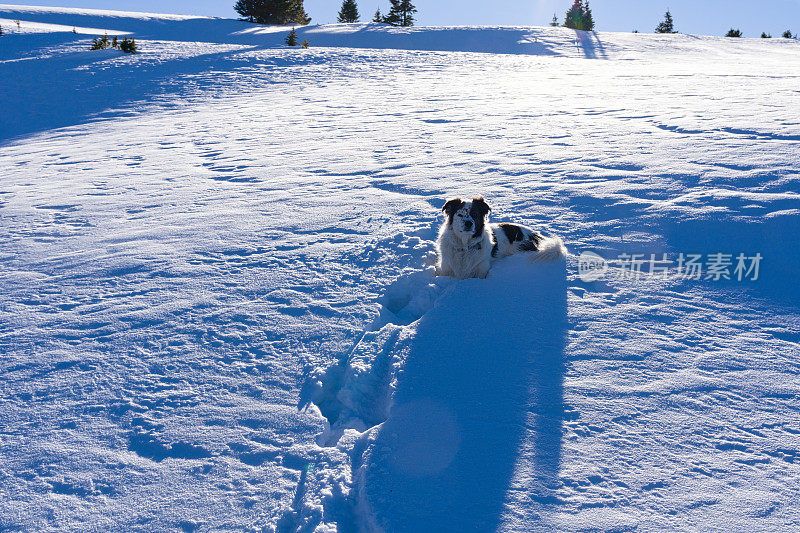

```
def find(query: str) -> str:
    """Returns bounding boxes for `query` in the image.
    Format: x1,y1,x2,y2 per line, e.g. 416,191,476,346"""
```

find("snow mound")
371,267,454,329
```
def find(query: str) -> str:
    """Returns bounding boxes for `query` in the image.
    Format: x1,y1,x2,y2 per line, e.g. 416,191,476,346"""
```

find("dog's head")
442,196,491,238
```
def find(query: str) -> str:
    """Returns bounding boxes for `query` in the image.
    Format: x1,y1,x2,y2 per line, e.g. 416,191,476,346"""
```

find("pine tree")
564,0,594,31
235,0,311,25
761,32,771,38
286,27,298,45
337,0,360,23
583,1,594,31
301,38,310,48
655,10,676,33
285,0,311,25
383,0,402,25
782,30,794,39
564,0,583,30
550,14,559,27
0,25,3,36
398,0,416,26
234,0,257,22
725,28,742,37
112,35,119,48
373,8,383,22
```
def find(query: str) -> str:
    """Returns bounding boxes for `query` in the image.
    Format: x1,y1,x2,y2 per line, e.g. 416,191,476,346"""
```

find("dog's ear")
471,196,491,218
442,198,463,215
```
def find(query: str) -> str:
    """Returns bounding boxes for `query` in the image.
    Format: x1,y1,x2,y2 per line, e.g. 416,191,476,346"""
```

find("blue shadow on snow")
362,256,567,531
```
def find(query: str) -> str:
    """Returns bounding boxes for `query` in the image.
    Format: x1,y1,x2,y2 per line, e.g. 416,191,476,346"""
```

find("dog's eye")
457,214,463,217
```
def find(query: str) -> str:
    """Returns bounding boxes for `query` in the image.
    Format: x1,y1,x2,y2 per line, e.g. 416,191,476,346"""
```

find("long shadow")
0,35,311,144
1,14,575,144
573,29,608,59
0,9,256,43
360,256,567,531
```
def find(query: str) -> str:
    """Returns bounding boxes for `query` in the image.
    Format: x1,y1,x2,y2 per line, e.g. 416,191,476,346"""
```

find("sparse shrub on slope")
90,34,111,50
119,37,138,53
725,28,742,37
782,30,794,39
89,34,137,53
761,32,771,38
286,27,298,46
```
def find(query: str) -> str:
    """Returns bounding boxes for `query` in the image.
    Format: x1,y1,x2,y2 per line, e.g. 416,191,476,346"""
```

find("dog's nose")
464,221,473,228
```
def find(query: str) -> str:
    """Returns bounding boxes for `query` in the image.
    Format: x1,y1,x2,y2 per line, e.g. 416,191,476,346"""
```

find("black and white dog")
435,196,565,279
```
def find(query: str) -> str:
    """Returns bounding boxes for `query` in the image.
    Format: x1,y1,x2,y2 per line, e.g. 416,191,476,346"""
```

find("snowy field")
2,5,800,532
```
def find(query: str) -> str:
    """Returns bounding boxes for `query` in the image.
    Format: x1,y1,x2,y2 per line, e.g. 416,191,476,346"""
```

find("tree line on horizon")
337,0,417,26
647,9,794,39
234,0,417,27
232,0,796,40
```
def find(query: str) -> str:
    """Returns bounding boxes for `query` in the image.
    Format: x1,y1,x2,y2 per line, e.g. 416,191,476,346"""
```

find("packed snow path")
1,6,800,532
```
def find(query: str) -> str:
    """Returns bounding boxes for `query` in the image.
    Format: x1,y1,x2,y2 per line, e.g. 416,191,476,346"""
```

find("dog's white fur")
436,196,565,280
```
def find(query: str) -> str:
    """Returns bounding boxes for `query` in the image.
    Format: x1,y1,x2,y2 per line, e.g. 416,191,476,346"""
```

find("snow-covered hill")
1,5,800,532
4,3,800,57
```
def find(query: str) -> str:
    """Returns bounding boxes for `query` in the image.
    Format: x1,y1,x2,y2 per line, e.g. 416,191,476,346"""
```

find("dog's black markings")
519,239,540,252
496,223,543,254
442,198,465,225
499,223,524,244
470,196,491,237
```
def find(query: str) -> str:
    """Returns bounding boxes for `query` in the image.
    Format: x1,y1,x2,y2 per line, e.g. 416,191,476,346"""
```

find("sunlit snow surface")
1,6,800,532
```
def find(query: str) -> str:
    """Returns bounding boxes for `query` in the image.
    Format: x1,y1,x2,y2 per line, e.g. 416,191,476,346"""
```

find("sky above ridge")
8,0,800,37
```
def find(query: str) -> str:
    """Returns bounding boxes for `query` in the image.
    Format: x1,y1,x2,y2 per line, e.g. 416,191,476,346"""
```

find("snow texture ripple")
1,5,800,532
